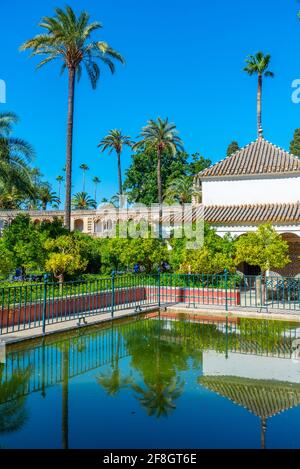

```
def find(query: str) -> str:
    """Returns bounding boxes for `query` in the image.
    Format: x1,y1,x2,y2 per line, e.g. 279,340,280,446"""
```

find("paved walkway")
165,303,300,322
0,305,159,345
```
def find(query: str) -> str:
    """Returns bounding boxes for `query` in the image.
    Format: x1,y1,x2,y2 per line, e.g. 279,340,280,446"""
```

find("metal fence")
1,271,300,335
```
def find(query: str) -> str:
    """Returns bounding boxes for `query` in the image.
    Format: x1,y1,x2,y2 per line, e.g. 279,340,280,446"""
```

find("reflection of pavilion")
200,350,300,448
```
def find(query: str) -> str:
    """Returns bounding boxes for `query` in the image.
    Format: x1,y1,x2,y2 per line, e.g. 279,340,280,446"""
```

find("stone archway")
74,219,84,232
276,233,300,277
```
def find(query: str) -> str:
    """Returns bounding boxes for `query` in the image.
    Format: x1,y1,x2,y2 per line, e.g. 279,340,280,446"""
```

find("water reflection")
1,315,300,448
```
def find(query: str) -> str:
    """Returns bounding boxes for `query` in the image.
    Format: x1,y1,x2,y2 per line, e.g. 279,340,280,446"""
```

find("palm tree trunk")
257,74,263,137
94,183,97,203
157,148,162,240
117,151,123,195
82,171,85,192
62,347,69,450
64,67,76,230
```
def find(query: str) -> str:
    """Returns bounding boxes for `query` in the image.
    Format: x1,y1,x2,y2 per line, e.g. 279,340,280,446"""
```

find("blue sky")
1,0,300,201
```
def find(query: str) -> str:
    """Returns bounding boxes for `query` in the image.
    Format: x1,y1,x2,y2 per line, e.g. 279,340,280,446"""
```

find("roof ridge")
199,137,300,178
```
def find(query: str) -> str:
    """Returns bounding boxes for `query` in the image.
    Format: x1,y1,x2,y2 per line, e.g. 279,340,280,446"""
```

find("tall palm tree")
21,6,124,230
72,191,96,210
79,163,89,192
134,118,184,238
244,52,274,137
38,185,60,210
98,130,132,195
92,176,101,203
0,112,35,197
56,175,64,199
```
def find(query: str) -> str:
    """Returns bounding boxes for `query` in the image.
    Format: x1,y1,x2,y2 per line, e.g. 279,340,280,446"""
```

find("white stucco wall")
202,176,300,206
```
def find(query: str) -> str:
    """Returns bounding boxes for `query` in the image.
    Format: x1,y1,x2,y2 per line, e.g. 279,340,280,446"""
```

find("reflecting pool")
1,314,300,449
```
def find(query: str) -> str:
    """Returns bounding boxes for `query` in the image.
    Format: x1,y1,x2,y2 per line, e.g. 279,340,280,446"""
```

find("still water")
1,314,300,449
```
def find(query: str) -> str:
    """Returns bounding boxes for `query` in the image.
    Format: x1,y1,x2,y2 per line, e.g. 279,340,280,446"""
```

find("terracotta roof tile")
203,202,300,224
199,137,300,178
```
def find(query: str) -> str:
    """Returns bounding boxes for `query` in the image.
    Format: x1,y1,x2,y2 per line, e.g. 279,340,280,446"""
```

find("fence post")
158,268,161,308
111,271,115,318
42,278,48,335
224,269,228,312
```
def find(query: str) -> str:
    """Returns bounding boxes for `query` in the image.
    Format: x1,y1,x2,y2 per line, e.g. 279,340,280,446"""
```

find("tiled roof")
199,376,300,419
204,202,300,225
198,137,300,178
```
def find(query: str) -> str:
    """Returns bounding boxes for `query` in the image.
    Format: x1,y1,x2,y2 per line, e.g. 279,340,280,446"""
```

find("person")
133,263,140,274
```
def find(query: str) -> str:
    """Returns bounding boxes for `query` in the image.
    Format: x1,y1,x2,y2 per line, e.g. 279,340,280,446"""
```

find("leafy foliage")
226,141,239,156
235,224,290,274
290,128,300,157
124,148,211,204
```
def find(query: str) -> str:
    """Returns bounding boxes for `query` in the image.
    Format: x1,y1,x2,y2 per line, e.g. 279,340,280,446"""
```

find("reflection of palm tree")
0,365,30,435
62,346,69,450
123,320,188,417
132,376,184,418
97,331,131,396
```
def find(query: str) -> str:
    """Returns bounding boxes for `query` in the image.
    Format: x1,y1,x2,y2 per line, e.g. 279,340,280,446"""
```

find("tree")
119,238,169,273
164,175,202,204
290,129,300,157
79,164,89,192
38,185,60,210
45,235,88,283
133,118,184,239
72,192,97,210
134,118,184,206
0,112,35,197
178,224,236,274
98,130,132,195
21,6,124,230
0,241,14,276
92,176,101,203
124,149,210,205
2,214,45,273
234,224,290,276
226,141,239,156
56,175,64,199
244,52,274,137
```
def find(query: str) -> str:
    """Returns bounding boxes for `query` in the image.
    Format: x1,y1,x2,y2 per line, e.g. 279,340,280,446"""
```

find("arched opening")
74,219,84,232
276,233,300,277
94,220,102,233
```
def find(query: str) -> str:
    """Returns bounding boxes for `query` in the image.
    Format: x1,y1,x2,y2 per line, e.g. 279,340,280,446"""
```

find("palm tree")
79,163,89,192
31,167,43,186
0,112,35,197
21,6,124,230
244,52,274,137
56,175,64,199
134,118,184,238
98,130,132,195
164,176,202,204
38,185,60,210
0,186,23,209
92,176,101,203
72,191,97,210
